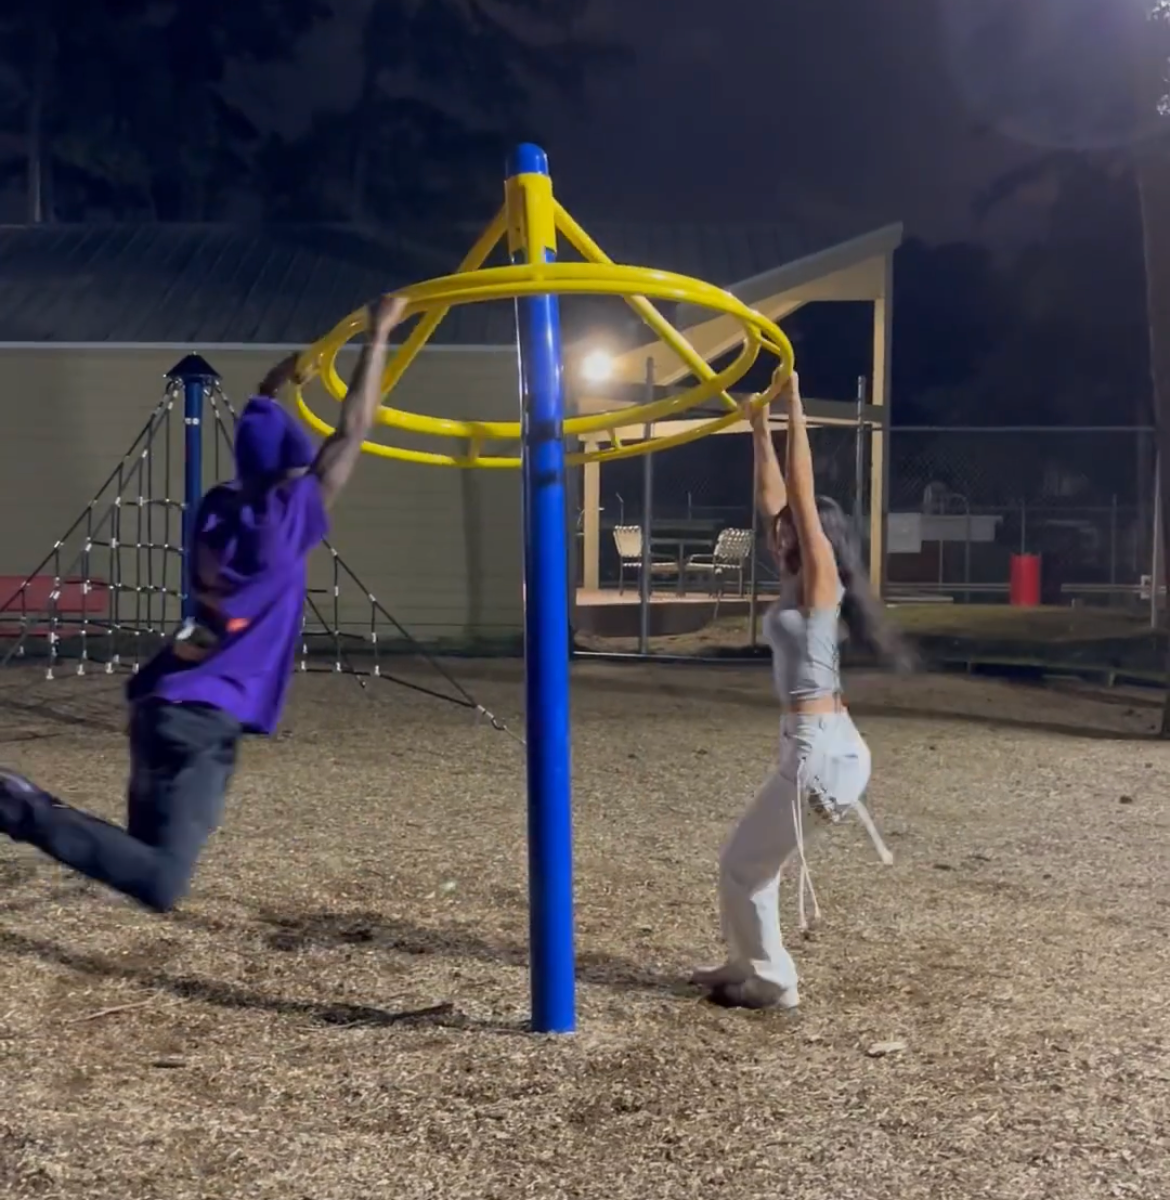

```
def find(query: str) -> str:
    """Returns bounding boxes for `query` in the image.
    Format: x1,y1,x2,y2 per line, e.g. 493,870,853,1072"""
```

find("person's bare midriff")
787,693,845,716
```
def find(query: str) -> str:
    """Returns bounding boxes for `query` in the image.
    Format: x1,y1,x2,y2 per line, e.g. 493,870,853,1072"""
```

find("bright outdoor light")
580,349,614,384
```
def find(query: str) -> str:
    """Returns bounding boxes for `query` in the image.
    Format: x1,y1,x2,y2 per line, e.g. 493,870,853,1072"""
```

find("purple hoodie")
128,397,328,734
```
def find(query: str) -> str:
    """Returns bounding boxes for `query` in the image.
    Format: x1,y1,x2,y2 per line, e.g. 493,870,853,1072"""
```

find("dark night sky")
234,0,1156,246
541,0,1157,243
542,0,1030,239
23,0,1147,248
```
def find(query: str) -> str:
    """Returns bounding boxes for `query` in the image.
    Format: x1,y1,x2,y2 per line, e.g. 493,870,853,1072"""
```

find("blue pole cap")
506,143,549,179
166,353,220,384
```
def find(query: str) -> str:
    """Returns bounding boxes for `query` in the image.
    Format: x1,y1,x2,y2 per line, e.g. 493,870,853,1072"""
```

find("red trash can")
1009,553,1041,607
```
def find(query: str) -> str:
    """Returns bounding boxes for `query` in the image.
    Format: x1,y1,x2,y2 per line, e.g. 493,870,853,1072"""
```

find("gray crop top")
763,576,845,704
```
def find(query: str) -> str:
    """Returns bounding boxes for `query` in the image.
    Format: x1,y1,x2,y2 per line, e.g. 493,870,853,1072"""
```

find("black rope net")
0,380,522,744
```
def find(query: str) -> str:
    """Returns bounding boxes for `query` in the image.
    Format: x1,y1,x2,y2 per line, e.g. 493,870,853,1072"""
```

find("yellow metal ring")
292,261,794,468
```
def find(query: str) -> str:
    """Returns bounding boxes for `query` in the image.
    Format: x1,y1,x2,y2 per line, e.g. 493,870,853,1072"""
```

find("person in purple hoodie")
0,293,410,912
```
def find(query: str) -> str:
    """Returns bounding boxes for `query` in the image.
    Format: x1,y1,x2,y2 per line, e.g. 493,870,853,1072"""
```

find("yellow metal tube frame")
291,192,795,468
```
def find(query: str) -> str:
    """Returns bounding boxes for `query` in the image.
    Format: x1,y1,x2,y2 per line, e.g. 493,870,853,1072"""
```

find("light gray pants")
717,712,872,994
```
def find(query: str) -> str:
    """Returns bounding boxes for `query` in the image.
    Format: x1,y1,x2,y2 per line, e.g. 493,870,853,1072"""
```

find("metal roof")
0,217,886,347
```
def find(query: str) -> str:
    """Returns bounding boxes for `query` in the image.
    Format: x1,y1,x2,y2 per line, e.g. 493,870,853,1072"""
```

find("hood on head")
234,397,315,484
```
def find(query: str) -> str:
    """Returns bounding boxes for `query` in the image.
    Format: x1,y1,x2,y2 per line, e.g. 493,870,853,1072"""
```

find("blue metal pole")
506,143,576,1034
165,354,219,623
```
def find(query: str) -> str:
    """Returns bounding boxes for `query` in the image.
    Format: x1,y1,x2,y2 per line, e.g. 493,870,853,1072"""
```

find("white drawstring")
792,770,894,935
854,798,895,865
794,762,821,933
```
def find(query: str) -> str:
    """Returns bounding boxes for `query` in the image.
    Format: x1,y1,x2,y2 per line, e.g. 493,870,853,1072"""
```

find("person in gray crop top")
763,578,844,704
692,368,913,1013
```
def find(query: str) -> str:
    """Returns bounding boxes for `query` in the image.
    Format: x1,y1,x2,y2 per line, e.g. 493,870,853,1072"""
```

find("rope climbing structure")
0,355,517,738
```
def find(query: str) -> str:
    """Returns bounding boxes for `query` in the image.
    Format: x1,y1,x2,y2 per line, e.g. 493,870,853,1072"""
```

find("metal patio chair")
612,525,679,594
683,527,754,607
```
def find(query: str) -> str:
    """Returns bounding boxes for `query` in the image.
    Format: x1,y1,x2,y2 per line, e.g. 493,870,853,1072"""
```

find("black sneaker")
707,977,800,1012
0,768,44,841
0,768,41,799
688,962,743,990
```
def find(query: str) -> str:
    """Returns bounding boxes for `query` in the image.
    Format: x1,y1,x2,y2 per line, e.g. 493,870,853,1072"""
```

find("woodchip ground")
0,659,1166,1199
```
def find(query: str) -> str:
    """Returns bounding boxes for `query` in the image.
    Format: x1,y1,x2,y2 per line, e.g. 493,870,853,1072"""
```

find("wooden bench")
0,575,112,636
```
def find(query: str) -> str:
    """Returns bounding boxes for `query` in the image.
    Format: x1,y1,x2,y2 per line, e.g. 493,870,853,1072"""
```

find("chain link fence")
574,421,1158,659
575,414,873,656
887,427,1157,603
590,420,868,588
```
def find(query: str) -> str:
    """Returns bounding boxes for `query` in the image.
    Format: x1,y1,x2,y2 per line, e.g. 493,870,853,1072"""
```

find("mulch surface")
0,660,1166,1199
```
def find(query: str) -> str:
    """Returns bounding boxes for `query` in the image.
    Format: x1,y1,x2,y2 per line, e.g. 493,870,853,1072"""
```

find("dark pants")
6,700,241,912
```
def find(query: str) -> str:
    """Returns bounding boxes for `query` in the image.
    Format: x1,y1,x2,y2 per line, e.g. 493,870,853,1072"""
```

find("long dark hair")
776,495,916,672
